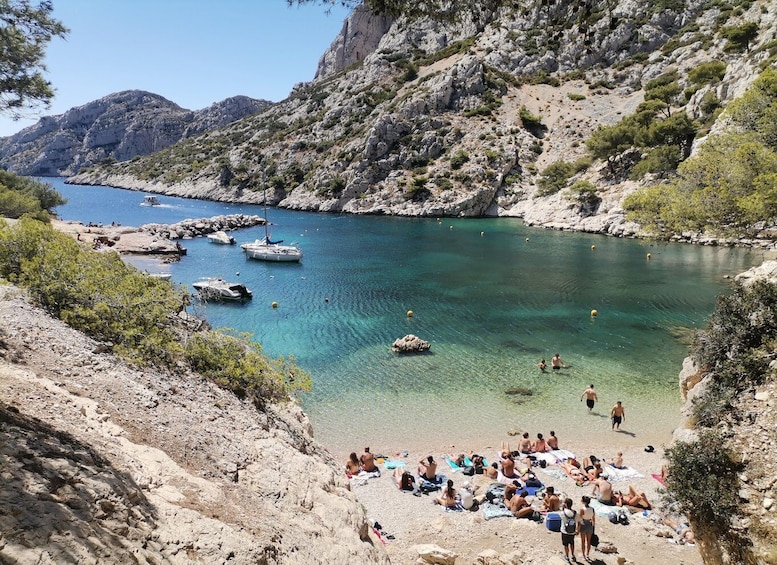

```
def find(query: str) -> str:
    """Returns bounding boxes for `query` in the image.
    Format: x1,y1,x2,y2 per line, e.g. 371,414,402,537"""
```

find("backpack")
564,510,577,533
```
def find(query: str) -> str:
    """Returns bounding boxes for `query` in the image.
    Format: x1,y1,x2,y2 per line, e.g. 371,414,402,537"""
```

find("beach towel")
603,466,644,482
589,498,619,516
383,460,406,470
651,473,667,486
539,467,568,481
481,502,514,520
444,503,465,512
445,456,461,472
350,468,381,486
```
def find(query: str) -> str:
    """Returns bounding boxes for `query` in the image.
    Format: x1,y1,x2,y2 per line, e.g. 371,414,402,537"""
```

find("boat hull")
244,247,302,262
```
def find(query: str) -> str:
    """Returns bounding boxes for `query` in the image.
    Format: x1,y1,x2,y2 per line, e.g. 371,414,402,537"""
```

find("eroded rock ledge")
0,286,388,564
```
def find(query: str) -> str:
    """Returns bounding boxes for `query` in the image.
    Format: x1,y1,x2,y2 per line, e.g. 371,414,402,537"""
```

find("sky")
0,0,353,137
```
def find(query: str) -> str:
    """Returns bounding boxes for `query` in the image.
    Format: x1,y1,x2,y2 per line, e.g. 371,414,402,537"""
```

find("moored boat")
192,278,252,302
241,237,303,262
207,230,236,245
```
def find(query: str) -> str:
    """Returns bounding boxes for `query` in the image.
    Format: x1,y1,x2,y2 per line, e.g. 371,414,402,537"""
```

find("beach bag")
564,510,577,533
591,532,600,547
618,512,630,525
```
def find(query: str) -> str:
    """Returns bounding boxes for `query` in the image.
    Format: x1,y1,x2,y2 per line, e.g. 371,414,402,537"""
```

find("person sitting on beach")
360,447,377,473
418,455,438,481
504,482,519,502
507,489,535,519
561,459,588,483
472,454,486,474
433,479,458,508
393,467,416,492
613,451,625,469
547,431,559,450
485,462,499,479
591,476,615,505
538,358,547,372
518,432,533,454
345,452,361,477
499,454,520,482
522,471,543,488
616,485,652,510
532,433,549,453
583,455,599,475
543,485,561,512
551,353,565,370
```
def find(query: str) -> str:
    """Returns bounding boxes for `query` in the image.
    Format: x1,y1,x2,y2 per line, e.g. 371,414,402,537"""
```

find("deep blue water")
48,178,763,453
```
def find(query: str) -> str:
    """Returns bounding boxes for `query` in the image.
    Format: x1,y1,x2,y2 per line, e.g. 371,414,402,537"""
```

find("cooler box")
545,512,561,532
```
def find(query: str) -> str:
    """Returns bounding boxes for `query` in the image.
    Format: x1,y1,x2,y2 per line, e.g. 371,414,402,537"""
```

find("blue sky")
0,0,352,137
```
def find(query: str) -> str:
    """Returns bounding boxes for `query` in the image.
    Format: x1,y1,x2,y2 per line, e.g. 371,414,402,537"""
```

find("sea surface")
48,178,765,456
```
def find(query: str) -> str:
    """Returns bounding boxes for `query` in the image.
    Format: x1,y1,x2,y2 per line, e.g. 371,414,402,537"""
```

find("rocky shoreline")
51,213,264,260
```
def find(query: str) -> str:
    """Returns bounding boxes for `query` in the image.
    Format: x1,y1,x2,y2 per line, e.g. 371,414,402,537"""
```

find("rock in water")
391,334,431,353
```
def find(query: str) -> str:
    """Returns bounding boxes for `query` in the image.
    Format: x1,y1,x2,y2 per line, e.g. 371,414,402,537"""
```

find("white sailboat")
241,192,302,262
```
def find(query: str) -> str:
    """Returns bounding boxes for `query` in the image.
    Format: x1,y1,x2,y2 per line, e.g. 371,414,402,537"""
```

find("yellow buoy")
591,245,596,250
407,310,414,318
647,253,652,260
272,302,278,308
591,309,598,317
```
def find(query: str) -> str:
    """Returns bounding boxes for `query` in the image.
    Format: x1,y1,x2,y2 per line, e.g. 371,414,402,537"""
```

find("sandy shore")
344,439,701,565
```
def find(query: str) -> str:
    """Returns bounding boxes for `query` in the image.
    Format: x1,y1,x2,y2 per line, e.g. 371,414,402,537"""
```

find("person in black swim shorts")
611,400,625,430
580,384,598,413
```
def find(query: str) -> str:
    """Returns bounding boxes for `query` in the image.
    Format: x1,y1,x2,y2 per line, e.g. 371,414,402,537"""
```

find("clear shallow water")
49,178,763,456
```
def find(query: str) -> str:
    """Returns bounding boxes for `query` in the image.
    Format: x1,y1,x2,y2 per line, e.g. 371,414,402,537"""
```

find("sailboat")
240,191,302,262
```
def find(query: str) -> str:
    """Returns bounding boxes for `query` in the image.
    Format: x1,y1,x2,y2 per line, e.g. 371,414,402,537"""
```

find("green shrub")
536,161,574,197
664,430,742,539
688,61,727,85
567,92,586,101
0,217,309,404
721,22,759,52
450,150,470,169
518,105,543,128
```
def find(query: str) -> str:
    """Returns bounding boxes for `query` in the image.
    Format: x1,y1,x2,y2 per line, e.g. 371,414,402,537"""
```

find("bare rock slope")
0,286,387,564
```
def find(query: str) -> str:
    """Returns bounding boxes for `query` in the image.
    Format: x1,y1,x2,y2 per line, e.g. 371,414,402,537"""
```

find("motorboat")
147,272,172,281
192,278,252,302
207,230,236,245
241,237,303,262
140,195,161,206
240,189,302,262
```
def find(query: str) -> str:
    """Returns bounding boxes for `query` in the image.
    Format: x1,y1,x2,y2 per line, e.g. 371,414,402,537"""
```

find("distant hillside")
67,0,777,239
0,90,271,176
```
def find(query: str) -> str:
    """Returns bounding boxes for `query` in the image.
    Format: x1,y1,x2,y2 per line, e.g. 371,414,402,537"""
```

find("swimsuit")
612,415,622,424
586,399,595,409
597,496,615,505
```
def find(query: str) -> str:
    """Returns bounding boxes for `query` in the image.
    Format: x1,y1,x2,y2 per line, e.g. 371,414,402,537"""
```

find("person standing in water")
611,400,626,430
551,353,565,371
580,384,598,413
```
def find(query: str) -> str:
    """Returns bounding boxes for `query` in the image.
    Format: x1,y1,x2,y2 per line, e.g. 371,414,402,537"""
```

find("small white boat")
192,278,252,302
241,237,303,262
147,272,172,281
140,195,161,206
207,230,236,245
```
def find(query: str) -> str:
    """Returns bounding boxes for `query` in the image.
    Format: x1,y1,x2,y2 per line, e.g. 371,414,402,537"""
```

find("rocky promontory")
0,285,388,564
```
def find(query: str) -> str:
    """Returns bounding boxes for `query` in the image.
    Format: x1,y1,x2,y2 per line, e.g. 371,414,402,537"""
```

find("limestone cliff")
0,90,271,176
674,261,777,565
65,0,777,240
0,286,388,564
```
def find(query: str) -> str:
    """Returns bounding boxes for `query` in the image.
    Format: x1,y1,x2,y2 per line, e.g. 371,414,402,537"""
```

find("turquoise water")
49,179,764,455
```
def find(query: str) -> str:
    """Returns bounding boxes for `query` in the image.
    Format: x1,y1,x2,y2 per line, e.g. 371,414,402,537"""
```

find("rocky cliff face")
0,90,271,176
0,286,388,564
49,1,777,237
675,261,777,565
